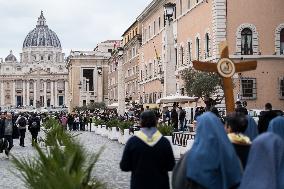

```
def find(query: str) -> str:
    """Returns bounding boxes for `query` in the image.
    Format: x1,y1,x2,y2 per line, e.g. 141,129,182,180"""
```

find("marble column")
12,81,16,107
54,81,58,107
33,81,37,107
51,81,54,106
26,81,30,106
44,81,47,107
22,81,26,106
64,80,68,107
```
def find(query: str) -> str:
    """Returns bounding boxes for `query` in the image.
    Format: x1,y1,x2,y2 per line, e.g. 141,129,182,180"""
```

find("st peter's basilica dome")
23,11,61,48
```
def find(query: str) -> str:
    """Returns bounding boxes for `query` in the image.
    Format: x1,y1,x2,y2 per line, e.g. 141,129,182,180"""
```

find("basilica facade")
0,12,68,109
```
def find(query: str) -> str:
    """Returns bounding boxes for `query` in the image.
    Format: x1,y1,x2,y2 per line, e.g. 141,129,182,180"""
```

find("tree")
181,67,223,110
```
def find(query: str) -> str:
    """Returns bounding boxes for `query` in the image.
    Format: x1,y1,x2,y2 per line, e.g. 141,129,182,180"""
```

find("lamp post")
117,47,125,116
163,2,176,97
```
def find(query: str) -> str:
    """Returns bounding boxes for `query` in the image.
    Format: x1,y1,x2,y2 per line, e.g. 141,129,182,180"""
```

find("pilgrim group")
120,103,284,189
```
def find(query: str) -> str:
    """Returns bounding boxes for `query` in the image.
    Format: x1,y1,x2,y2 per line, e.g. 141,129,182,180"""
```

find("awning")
156,95,198,104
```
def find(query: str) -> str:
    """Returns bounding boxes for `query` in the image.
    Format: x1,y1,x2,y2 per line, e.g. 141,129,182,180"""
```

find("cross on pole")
192,42,257,113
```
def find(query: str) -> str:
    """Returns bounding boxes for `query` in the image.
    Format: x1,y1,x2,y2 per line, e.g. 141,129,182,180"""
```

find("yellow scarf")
135,130,163,147
228,133,251,145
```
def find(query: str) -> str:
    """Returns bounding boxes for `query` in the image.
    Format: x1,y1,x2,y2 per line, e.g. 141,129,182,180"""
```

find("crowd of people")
120,102,284,189
0,102,283,188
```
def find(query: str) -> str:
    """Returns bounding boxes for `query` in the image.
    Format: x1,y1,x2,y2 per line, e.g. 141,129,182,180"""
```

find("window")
196,37,200,60
16,67,22,71
279,78,284,99
153,21,156,35
175,48,178,68
148,25,151,39
188,0,191,9
280,29,284,55
180,46,184,65
48,55,51,61
6,67,9,71
188,42,192,61
205,33,210,58
196,0,199,3
158,17,161,30
41,56,44,60
241,78,257,99
241,28,253,55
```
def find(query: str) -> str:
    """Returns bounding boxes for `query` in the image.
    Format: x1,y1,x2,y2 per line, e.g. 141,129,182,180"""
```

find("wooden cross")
192,42,257,113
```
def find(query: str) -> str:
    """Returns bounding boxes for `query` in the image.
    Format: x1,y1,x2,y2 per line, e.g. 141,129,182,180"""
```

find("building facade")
0,12,68,109
67,40,120,111
136,0,284,110
122,21,141,104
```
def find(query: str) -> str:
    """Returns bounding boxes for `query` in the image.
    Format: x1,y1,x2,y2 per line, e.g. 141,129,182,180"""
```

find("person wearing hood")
239,133,284,189
172,112,242,189
268,116,284,140
120,110,175,189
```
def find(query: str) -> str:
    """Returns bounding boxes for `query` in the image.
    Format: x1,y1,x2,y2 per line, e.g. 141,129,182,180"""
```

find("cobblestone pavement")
0,131,131,189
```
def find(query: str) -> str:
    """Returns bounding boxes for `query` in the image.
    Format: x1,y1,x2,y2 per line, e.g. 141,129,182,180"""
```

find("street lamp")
164,2,176,22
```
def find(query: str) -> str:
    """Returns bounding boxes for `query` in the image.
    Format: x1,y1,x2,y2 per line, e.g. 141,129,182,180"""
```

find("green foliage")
157,123,174,136
118,120,134,134
181,67,221,100
12,120,106,189
87,102,106,111
94,119,106,126
106,119,120,128
43,117,60,129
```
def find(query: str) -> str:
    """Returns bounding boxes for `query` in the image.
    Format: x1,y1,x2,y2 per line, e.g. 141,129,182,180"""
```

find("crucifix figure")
192,42,257,113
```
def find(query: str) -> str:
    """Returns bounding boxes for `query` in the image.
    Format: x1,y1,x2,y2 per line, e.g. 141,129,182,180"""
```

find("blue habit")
268,116,284,140
239,133,284,189
244,115,259,141
186,112,242,189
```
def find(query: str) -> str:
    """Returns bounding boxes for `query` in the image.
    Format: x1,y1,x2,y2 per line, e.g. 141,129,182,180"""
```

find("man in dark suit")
258,103,278,134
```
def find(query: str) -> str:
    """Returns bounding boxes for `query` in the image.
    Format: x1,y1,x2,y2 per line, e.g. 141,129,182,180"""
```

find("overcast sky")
0,0,152,60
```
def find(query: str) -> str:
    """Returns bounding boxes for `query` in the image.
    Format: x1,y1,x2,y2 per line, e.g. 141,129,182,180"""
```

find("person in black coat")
120,110,175,189
171,106,178,131
258,103,278,134
28,114,40,144
225,112,251,169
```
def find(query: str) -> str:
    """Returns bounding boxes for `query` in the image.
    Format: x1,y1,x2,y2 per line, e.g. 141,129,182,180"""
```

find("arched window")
241,28,253,55
196,37,200,60
188,42,191,61
280,29,284,55
205,33,210,58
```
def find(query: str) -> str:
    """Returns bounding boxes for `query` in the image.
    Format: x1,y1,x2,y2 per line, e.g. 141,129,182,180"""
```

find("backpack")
18,117,26,127
31,121,38,128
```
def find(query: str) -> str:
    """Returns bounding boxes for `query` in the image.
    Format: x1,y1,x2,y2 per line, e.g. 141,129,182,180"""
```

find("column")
117,57,125,116
163,14,177,97
33,81,37,107
64,80,68,107
22,81,26,106
44,81,47,107
0,81,4,106
50,81,54,106
54,81,58,107
26,81,30,106
12,81,16,107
